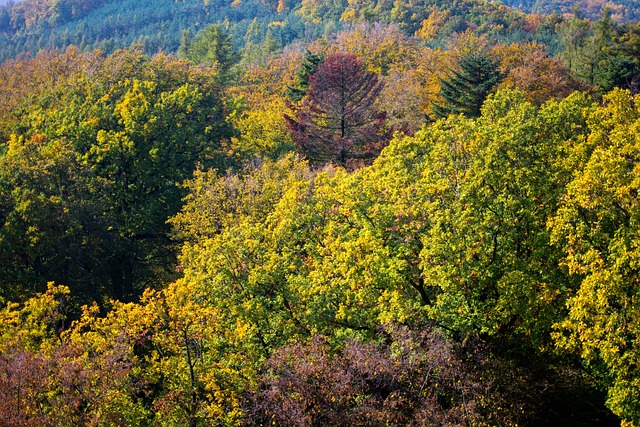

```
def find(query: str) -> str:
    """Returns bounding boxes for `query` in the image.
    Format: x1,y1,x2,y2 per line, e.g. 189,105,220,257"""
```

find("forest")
1,0,640,425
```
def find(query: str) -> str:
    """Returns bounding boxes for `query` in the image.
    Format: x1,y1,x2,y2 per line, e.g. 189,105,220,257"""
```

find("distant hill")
0,0,562,61
500,0,640,21
1,0,639,64
0,0,280,60
2,0,637,62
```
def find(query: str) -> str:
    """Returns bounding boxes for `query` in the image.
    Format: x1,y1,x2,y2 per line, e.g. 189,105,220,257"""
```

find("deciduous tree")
550,88,640,424
0,48,233,303
493,41,586,105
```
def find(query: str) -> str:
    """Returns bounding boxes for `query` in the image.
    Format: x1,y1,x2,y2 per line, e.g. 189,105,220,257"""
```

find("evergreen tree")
560,9,597,85
285,50,323,102
432,51,503,118
177,28,192,59
592,9,640,93
600,55,639,93
590,8,617,89
187,24,239,83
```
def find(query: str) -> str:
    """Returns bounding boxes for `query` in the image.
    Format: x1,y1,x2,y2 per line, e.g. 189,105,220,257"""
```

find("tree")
332,22,417,75
600,55,640,93
184,24,239,83
231,96,295,160
0,284,148,426
493,41,586,106
284,52,391,170
285,49,323,102
244,327,533,426
177,28,192,59
240,47,304,105
432,50,503,118
550,89,640,424
0,49,233,303
602,21,640,94
559,9,591,77
559,9,617,90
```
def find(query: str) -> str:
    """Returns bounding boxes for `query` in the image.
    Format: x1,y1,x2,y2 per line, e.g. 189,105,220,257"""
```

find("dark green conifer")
177,29,192,59
432,51,503,119
285,50,324,102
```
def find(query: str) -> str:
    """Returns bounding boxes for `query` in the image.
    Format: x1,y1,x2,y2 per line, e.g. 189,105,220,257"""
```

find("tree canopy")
1,1,640,425
0,47,233,304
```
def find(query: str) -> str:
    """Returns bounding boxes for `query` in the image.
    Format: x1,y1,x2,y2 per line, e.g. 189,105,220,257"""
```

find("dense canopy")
1,0,640,425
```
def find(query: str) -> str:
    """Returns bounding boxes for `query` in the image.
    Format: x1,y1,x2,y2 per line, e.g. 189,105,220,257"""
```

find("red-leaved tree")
285,52,391,170
242,326,531,426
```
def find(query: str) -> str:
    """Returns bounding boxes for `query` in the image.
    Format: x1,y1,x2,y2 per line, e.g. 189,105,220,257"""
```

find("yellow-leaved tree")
551,89,640,424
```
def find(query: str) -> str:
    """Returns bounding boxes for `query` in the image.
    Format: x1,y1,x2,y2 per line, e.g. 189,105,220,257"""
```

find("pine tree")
560,9,597,85
284,52,391,170
432,51,503,119
186,24,238,83
177,29,192,59
285,50,324,102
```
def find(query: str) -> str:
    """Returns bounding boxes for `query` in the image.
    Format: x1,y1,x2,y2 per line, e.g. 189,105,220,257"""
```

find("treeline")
2,0,640,84
501,0,640,22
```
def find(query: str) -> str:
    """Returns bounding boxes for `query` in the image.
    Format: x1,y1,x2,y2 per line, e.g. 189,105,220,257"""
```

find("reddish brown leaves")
285,52,392,171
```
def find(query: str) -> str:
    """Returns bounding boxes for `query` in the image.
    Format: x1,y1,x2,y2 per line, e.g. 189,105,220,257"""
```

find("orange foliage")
239,46,305,107
415,9,450,42
379,47,451,131
0,47,100,125
523,13,543,33
493,41,589,105
332,22,417,75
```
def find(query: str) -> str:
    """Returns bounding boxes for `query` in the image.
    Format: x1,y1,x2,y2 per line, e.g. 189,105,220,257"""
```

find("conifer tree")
285,50,323,102
284,52,391,170
186,24,238,83
177,29,192,59
432,51,503,118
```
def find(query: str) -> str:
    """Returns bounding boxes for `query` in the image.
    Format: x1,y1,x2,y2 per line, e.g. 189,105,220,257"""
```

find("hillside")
0,0,557,61
501,0,640,21
2,0,638,63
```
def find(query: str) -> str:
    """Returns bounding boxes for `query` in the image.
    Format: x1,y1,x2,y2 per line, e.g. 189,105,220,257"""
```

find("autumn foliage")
244,327,531,426
285,52,392,170
2,2,640,425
